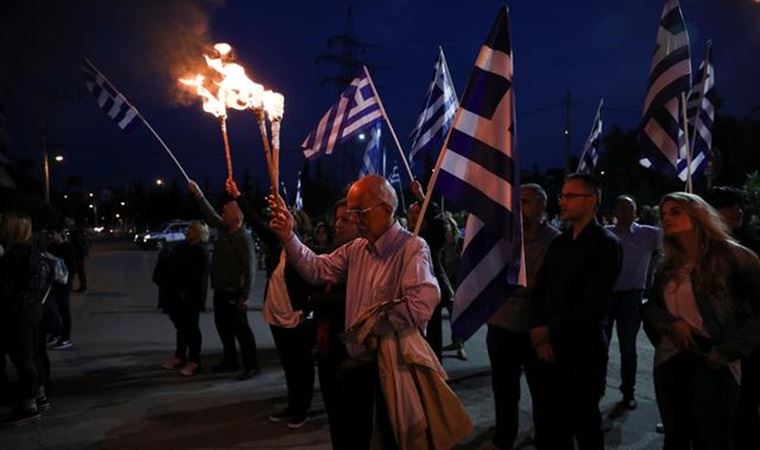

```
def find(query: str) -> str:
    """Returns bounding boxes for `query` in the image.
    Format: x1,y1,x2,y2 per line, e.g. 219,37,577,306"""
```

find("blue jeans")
603,290,642,398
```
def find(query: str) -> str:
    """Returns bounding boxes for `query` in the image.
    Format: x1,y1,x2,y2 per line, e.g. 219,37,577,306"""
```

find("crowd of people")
2,173,760,450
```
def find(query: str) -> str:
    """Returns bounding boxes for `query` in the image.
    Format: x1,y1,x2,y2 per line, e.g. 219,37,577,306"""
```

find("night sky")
2,0,759,195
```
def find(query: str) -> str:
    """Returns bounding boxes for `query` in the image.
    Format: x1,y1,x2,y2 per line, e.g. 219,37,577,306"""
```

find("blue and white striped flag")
302,73,383,160
358,122,382,178
294,172,303,210
410,47,459,164
388,163,401,186
680,43,714,182
577,99,604,174
433,6,525,341
81,58,139,131
637,0,692,180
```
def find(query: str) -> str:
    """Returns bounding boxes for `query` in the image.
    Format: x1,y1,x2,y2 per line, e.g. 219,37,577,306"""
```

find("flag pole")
681,92,693,193
362,66,416,186
83,58,191,183
576,98,603,173
413,107,462,237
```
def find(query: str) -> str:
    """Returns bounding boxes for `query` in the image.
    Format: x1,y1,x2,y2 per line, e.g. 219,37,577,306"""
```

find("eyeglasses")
345,202,384,218
557,193,594,201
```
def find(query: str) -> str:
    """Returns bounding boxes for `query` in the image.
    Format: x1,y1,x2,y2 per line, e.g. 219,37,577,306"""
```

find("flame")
179,42,284,120
262,90,284,121
178,75,226,118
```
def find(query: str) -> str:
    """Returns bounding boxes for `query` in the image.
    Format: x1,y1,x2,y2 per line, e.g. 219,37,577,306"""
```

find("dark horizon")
2,0,759,194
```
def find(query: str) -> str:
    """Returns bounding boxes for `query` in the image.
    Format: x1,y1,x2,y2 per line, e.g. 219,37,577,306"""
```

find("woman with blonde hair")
0,212,52,426
153,220,210,377
643,192,760,449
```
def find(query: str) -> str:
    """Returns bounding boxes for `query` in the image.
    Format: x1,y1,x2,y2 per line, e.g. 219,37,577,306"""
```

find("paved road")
1,241,665,449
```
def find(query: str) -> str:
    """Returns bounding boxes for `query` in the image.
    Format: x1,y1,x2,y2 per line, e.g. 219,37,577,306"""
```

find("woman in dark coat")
0,212,52,426
153,220,210,377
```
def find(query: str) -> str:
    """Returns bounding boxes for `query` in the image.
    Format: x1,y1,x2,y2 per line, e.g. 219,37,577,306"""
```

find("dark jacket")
153,241,209,312
0,243,52,312
531,220,623,360
642,241,760,360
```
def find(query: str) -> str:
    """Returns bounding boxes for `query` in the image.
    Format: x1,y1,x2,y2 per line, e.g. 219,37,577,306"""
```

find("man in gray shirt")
189,180,258,380
487,184,560,450
604,195,661,410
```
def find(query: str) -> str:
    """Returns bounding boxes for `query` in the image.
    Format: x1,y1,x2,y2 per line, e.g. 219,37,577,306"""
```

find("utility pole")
564,90,572,173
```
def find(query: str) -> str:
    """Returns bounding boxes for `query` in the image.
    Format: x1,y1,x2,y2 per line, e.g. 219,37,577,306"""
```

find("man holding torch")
188,180,259,380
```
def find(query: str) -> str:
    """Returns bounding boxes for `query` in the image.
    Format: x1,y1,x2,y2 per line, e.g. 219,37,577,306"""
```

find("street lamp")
155,178,164,186
43,152,64,203
88,203,99,226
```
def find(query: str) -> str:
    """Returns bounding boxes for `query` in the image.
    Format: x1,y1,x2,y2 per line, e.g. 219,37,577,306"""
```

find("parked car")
134,221,190,249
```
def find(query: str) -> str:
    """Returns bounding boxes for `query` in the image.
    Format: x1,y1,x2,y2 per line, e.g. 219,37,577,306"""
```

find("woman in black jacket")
0,212,52,426
154,220,210,377
643,192,760,449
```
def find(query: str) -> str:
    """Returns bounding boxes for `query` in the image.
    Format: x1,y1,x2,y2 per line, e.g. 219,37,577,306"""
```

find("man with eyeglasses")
529,173,622,450
268,174,440,449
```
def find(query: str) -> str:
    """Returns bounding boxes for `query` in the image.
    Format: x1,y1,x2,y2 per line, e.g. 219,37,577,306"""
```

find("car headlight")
143,234,151,241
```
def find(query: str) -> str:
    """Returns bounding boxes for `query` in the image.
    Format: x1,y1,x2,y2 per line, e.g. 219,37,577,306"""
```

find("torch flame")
214,42,232,57
179,75,226,118
262,90,285,121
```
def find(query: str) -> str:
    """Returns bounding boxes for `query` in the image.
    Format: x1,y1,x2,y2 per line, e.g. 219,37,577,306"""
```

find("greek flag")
433,6,525,341
358,122,382,178
294,173,303,210
637,0,692,180
680,42,714,182
577,99,603,174
410,47,459,164
302,73,383,160
388,163,401,186
81,58,139,131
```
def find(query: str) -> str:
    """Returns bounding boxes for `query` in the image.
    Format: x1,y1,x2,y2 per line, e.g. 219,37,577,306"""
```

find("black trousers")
486,325,539,449
52,283,72,340
735,347,760,450
73,259,87,291
602,291,642,398
332,359,397,450
317,335,349,449
270,322,315,416
531,351,605,450
655,352,739,450
5,304,45,404
168,307,202,363
212,292,258,370
425,303,443,361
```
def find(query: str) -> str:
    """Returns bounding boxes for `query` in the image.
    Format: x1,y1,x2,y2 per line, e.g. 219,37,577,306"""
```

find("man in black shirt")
529,173,622,450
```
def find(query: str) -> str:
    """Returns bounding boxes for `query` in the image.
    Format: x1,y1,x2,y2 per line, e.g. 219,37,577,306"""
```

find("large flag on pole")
432,6,525,341
681,42,714,182
577,99,604,174
410,47,459,165
301,73,383,160
358,122,382,177
637,0,692,180
81,58,139,131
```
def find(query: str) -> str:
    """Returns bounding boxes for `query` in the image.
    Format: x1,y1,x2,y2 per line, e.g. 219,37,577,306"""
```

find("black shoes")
619,396,638,410
1,407,40,427
211,362,240,373
236,367,261,381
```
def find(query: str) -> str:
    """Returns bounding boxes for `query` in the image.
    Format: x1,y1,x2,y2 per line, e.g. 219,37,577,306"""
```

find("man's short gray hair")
363,175,398,214
522,183,548,205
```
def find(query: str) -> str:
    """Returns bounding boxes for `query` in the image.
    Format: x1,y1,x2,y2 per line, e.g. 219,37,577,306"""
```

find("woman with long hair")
643,192,760,449
0,212,52,426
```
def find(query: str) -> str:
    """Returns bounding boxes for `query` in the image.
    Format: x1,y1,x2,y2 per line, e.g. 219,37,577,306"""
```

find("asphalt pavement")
1,240,665,449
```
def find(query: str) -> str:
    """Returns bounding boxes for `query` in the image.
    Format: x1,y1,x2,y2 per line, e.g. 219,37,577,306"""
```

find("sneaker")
36,397,51,412
269,409,291,423
1,408,40,427
236,368,261,381
179,362,200,377
51,340,72,351
442,342,461,351
455,348,468,361
287,413,308,429
161,357,183,370
46,335,59,346
618,396,638,411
